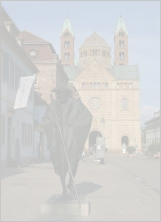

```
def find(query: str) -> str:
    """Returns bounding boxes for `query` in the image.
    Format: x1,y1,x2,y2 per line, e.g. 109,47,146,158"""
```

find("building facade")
1,8,38,164
61,16,141,152
143,110,160,152
19,31,68,104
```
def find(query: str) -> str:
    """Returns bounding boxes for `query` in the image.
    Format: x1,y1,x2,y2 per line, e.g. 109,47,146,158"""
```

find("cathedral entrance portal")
121,136,129,146
89,131,102,148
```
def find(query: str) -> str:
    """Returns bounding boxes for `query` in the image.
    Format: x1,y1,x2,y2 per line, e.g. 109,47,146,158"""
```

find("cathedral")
60,16,141,152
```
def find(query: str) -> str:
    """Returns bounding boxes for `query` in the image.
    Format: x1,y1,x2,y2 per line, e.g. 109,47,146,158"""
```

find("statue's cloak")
43,97,93,175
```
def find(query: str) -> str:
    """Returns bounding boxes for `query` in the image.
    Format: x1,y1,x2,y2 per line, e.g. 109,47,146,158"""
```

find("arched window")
65,32,69,37
86,83,89,89
82,83,85,89
119,52,124,59
101,82,104,88
119,32,124,36
122,98,127,111
97,82,100,89
94,82,97,89
105,82,108,88
90,83,93,89
64,41,69,48
126,83,129,89
65,53,69,60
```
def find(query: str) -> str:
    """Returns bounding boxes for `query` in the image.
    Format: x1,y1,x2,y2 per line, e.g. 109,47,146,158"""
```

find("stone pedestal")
41,194,90,216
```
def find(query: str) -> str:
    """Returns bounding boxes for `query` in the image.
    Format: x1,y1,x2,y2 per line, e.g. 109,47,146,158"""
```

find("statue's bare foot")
67,184,80,195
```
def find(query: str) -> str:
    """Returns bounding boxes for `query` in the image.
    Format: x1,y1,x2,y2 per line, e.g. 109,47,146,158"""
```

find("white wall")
34,106,50,160
34,106,46,123
34,131,40,159
1,40,35,112
1,101,33,160
1,39,35,160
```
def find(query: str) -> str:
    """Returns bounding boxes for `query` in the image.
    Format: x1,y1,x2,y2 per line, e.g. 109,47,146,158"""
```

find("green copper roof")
63,62,139,81
74,54,79,66
61,17,74,37
63,66,83,80
115,15,128,35
112,65,140,80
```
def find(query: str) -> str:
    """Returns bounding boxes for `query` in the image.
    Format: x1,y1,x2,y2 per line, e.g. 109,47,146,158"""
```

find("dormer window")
29,49,38,57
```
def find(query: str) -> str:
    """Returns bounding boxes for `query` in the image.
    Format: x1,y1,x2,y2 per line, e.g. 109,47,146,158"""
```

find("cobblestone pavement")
1,155,160,221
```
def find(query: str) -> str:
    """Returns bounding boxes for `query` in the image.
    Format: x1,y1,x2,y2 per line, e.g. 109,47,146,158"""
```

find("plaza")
1,154,160,221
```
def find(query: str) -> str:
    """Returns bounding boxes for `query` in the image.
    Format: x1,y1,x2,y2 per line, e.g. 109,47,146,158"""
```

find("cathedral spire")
60,16,75,66
60,16,74,37
114,15,128,65
115,15,128,36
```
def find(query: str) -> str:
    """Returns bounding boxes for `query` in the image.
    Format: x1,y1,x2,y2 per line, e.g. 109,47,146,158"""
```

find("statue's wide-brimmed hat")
52,84,71,93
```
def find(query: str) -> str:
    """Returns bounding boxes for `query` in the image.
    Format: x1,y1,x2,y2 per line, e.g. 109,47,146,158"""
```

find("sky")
1,1,160,124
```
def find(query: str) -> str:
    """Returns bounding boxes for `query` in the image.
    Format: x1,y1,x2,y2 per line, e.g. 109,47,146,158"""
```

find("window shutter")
28,124,30,146
26,124,29,146
1,115,5,145
30,125,32,146
24,123,27,146
21,123,24,146
3,52,9,82
1,114,2,145
12,61,15,88
2,115,6,144
18,68,21,87
15,64,18,90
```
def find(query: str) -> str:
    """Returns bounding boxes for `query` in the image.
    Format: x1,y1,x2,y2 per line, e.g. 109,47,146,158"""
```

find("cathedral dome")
79,31,111,69
80,31,109,48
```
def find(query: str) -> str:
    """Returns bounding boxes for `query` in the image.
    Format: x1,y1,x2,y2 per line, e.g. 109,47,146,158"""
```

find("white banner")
14,75,35,109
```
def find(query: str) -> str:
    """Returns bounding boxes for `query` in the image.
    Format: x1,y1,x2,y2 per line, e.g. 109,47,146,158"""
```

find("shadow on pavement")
76,182,102,195
1,166,27,180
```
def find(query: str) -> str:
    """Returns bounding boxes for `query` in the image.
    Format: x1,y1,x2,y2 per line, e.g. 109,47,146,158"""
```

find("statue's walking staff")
49,94,81,208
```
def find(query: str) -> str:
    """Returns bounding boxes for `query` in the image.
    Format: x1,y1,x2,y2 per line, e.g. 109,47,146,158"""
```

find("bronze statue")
42,85,92,197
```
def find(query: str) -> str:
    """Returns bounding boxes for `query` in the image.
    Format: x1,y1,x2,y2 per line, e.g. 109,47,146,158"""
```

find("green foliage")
126,146,136,154
148,143,160,154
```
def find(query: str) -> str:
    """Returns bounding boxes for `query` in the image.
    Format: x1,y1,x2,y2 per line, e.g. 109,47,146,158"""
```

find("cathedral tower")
114,15,128,65
60,16,74,66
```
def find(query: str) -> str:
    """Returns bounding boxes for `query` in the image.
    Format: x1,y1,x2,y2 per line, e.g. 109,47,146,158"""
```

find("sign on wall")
14,75,35,109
